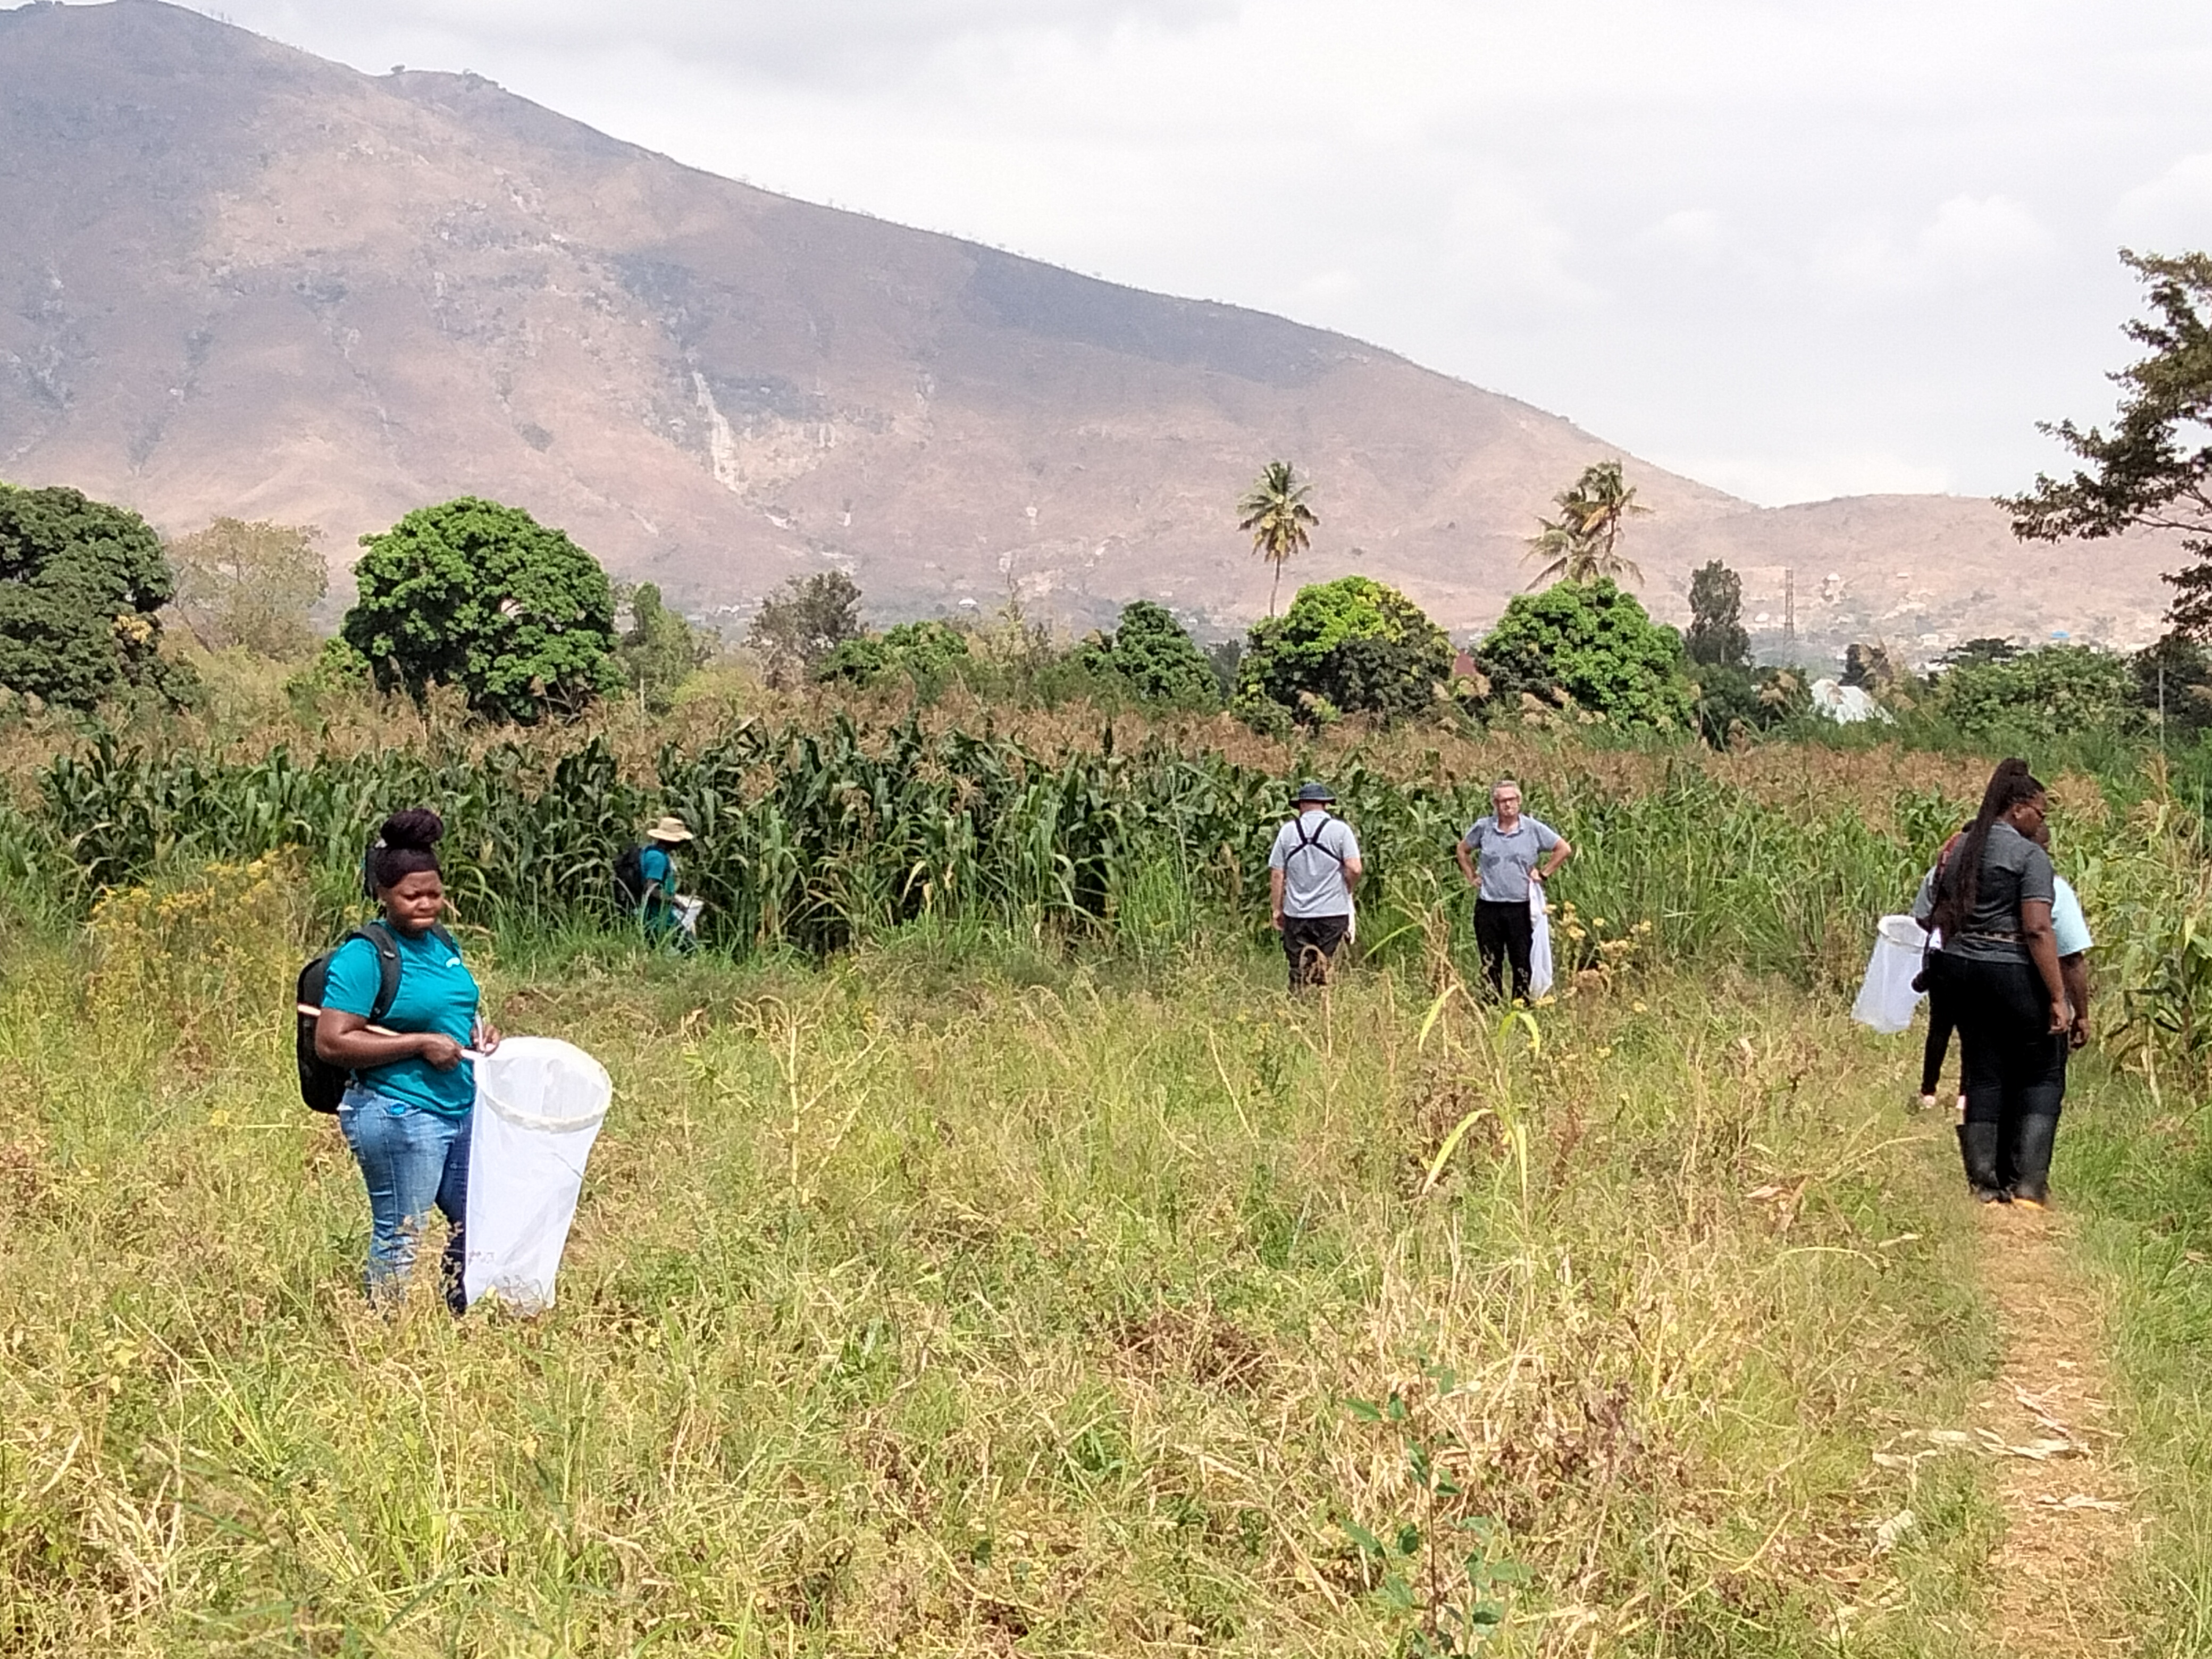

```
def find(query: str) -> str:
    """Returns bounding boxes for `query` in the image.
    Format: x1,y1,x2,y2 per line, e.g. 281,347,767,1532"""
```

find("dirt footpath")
1974,1203,2138,1655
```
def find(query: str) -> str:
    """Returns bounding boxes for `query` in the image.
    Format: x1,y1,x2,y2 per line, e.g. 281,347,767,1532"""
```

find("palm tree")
1523,459,1649,589
1238,460,1318,616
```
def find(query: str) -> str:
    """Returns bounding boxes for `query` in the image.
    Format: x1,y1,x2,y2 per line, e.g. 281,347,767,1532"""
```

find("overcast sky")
149,0,2212,504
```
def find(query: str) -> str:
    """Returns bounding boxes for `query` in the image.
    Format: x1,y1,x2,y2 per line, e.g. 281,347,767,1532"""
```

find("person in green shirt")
315,808,501,1312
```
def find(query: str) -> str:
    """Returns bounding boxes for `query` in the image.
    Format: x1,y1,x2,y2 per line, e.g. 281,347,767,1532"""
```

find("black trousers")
1281,914,1350,990
1921,974,1958,1097
1935,952,2067,1191
1474,899,1535,1002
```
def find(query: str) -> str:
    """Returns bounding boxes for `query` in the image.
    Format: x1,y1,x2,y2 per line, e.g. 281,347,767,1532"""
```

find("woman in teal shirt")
315,809,500,1311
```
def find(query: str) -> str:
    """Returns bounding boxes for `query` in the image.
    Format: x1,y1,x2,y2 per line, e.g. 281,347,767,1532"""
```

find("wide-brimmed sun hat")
1294,780,1335,805
648,816,696,843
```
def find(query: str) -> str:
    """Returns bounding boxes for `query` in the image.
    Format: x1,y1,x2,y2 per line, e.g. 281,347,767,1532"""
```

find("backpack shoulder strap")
351,920,404,1025
1292,812,1346,865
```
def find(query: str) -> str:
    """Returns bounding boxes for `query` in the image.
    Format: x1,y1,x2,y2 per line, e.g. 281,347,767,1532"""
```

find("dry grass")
0,853,2012,1655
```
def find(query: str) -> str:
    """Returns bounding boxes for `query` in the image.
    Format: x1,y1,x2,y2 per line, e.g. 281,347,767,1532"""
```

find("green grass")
2049,1050,2212,1657
0,865,2007,1656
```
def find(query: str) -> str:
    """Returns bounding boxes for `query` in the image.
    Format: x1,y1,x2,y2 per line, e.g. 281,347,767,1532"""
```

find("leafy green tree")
816,619,971,688
341,496,621,723
1478,577,1692,730
1684,560,1749,668
2005,252,2212,636
616,582,714,714
165,518,327,659
748,571,864,688
1523,460,1648,589
1079,600,1219,706
1937,644,2135,742
1238,575,1452,725
0,483,190,708
1237,460,1318,617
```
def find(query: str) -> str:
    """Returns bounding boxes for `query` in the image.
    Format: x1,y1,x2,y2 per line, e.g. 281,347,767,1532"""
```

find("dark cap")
1294,779,1335,804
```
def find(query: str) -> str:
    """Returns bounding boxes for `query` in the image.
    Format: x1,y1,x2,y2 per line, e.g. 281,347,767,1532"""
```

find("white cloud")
109,0,2212,505
2114,154,2212,250
1812,196,2054,298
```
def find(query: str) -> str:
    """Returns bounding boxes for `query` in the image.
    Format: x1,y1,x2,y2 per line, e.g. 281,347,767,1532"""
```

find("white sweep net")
464,1036,611,1312
1850,914,1929,1035
1527,880,1555,999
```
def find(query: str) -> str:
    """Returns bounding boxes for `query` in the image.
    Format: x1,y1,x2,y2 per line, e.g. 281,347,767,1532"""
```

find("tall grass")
13,718,2212,1652
0,855,1999,1655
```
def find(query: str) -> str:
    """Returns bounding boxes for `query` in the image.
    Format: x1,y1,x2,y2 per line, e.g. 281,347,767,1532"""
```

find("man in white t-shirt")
1267,780,1363,990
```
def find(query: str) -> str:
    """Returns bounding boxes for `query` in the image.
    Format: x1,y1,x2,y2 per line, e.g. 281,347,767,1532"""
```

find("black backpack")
294,920,458,1113
612,844,648,912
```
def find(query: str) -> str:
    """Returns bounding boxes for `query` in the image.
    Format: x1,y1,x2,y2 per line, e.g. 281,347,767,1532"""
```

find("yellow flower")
208,1109,232,1128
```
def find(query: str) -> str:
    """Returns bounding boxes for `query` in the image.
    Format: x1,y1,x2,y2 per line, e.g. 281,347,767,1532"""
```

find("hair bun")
379,808,445,852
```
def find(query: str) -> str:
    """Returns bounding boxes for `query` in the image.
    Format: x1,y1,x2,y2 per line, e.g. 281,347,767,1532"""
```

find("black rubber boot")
2009,1113,2060,1209
1961,1121,2009,1203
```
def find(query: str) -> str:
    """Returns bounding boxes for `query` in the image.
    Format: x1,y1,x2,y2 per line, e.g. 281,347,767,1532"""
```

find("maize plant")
15,716,1971,978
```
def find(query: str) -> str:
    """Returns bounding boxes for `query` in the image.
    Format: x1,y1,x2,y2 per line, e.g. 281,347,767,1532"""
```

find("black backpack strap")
1290,812,1346,868
350,921,404,1025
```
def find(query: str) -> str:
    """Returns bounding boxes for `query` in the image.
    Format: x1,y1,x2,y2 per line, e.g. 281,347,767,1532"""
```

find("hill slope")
0,0,2167,652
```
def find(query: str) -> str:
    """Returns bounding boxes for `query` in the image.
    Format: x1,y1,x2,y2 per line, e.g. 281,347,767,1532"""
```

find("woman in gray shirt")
1455,779,1572,1001
1924,758,2072,1205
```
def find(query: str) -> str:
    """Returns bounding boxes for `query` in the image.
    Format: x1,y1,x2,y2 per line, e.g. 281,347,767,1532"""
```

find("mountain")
0,0,2171,656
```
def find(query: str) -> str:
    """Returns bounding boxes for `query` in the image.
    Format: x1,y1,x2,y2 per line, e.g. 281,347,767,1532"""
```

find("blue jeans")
338,1086,472,1313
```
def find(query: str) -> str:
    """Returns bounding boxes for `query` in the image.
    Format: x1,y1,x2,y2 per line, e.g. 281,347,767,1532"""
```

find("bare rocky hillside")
0,0,2168,657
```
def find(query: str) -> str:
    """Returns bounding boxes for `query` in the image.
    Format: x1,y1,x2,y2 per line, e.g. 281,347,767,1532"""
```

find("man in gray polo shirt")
1268,779,1363,990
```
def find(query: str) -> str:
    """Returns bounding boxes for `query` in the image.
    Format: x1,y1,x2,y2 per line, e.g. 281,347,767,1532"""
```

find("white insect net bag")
464,1037,611,1312
1850,914,1929,1035
1527,881,1555,1000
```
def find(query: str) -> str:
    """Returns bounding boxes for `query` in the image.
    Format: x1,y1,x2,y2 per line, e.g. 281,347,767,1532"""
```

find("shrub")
2131,635,2212,738
1238,575,1452,725
1079,601,1219,707
1937,644,2135,742
816,619,971,689
341,497,622,723
1688,663,1810,746
1477,579,1692,731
